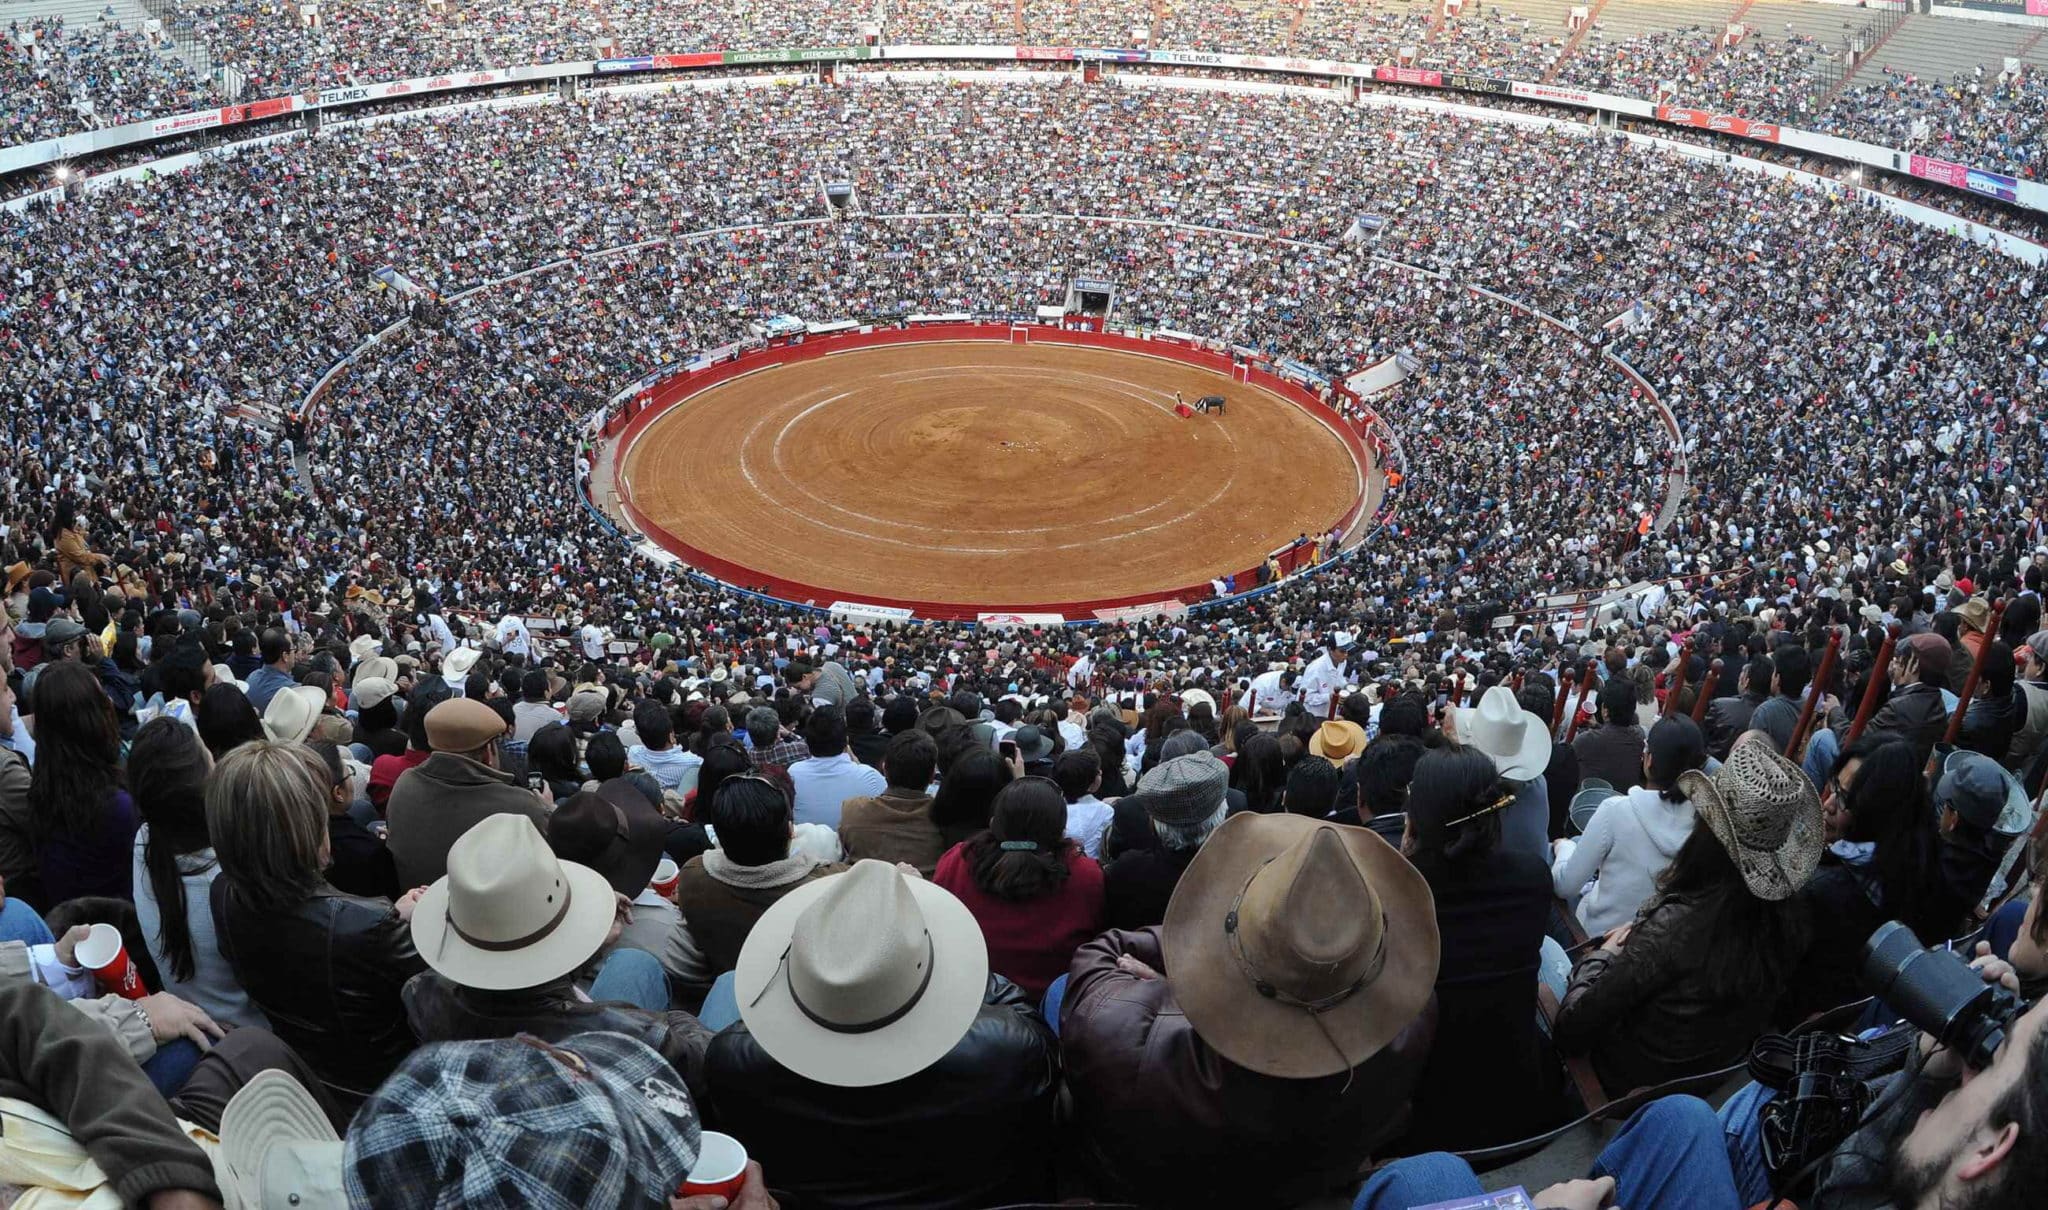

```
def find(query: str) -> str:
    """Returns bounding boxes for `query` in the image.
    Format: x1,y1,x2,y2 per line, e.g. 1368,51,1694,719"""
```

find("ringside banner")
977,612,1066,627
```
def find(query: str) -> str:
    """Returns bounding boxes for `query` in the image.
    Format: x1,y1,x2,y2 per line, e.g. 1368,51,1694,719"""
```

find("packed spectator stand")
6,8,2048,1209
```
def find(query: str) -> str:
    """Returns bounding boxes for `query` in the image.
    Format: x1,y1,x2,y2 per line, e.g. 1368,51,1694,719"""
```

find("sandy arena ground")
618,341,1366,609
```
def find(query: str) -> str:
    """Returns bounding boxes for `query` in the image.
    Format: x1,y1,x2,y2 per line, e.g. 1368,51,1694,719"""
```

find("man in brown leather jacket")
1058,813,1440,1209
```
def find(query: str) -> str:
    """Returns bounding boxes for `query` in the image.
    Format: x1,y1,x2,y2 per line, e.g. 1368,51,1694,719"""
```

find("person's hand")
83,633,105,662
53,924,92,969
670,1161,778,1209
393,887,430,922
606,893,633,948
1533,1175,1616,1210
1920,945,2021,1081
1003,749,1025,779
140,993,225,1049
1601,924,1633,954
1116,953,1161,981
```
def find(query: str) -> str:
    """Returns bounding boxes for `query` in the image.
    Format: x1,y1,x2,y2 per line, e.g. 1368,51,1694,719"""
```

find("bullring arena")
608,327,1376,617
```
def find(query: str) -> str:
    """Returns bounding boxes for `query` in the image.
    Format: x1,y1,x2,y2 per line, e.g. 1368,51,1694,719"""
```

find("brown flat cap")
425,697,507,752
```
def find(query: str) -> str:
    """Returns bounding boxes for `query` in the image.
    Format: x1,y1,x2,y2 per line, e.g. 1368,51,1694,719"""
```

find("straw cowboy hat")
1309,719,1367,765
1674,735,1824,902
734,860,988,1088
1448,686,1552,781
1161,813,1439,1079
411,813,617,991
262,685,327,745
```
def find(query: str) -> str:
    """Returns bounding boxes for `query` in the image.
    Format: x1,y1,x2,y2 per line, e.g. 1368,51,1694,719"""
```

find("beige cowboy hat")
733,860,988,1089
1309,719,1367,765
1675,733,1824,901
1179,687,1217,715
1448,685,1552,781
348,634,383,664
1162,813,1439,1079
352,655,398,687
262,685,327,746
441,645,483,680
410,813,616,991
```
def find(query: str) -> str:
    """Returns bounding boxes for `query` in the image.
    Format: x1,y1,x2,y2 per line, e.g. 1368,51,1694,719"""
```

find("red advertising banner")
1373,65,1444,86
653,52,724,68
219,95,295,126
1654,105,1780,144
1909,154,1968,188
1016,46,1077,60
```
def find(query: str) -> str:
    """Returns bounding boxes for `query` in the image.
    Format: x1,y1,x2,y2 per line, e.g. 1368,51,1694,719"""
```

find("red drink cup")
650,857,681,901
679,1131,747,1201
75,923,147,999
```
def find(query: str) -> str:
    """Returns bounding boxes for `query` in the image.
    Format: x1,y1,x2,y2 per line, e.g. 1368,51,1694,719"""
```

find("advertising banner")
1656,105,1780,143
1374,65,1444,86
148,109,223,136
596,56,654,72
1093,600,1188,624
653,52,724,68
1015,46,1078,60
1445,72,1510,95
977,612,1066,627
1966,167,2019,203
1909,153,1969,189
830,601,916,622
721,47,872,64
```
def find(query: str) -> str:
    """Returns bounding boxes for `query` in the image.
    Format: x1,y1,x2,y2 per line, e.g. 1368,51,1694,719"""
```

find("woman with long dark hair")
1227,731,1286,814
128,718,265,1027
933,776,1104,996
1556,735,1819,1090
1399,744,1561,1150
196,681,266,761
27,661,137,902
1777,734,1947,1021
526,722,585,803
930,745,1015,848
1551,714,1707,936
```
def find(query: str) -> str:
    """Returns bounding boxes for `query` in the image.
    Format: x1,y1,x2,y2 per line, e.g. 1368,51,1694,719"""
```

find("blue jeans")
0,898,54,946
143,1039,204,1098
698,970,740,1031
1354,1095,1743,1210
1715,1081,1778,1207
1042,972,1069,1035
587,948,670,1012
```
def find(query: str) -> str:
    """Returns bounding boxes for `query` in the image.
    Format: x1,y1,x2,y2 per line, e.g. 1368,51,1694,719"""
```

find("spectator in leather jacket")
1557,736,1818,1094
706,860,1058,1210
210,740,428,1111
1704,654,1772,761
1958,641,2024,762
1060,813,1439,1209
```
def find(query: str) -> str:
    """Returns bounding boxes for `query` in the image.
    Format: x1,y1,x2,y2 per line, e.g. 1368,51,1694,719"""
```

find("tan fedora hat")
410,814,617,991
262,685,327,745
1309,719,1366,765
1448,685,1552,781
734,860,988,1088
1162,813,1439,1079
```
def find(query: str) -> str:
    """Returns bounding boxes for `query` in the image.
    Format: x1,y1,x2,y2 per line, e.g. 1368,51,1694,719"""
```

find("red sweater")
933,841,1106,997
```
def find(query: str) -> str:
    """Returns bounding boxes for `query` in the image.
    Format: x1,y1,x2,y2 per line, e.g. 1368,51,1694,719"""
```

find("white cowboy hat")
262,685,327,746
410,813,616,991
1447,685,1552,781
709,663,729,683
734,860,987,1089
442,645,483,680
348,634,383,664
1179,687,1217,714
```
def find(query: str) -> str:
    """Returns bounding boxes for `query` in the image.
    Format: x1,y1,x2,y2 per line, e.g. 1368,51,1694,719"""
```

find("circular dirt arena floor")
618,341,1368,611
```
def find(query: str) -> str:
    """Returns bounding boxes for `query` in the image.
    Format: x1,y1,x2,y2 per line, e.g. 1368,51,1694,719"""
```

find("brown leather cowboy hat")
1161,813,1438,1079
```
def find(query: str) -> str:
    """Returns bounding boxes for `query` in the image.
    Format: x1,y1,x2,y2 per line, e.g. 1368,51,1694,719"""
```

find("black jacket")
326,814,399,901
704,974,1057,1210
1958,687,2024,763
1556,887,1798,1094
1102,842,1202,931
212,881,425,1106
1406,845,1563,1149
1835,682,1950,764
1704,692,1766,760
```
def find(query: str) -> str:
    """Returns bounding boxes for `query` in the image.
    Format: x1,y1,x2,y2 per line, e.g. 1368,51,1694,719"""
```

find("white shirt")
1239,669,1296,716
496,614,532,659
1065,794,1115,858
580,623,607,662
1298,653,1355,717
1066,654,1094,689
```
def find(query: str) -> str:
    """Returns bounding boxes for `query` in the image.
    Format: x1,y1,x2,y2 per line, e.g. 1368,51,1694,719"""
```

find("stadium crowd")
4,0,2046,189
2,78,2048,1208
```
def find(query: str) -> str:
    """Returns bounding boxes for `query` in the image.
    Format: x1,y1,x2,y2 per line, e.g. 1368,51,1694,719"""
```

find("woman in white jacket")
1551,714,1707,936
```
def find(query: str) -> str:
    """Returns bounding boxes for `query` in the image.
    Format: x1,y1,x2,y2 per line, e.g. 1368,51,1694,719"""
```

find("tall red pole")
1553,665,1572,731
1785,631,1840,759
1936,600,2009,760
1691,659,1724,724
1843,625,1899,748
1665,642,1690,715
1564,662,1599,742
